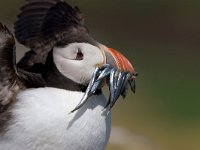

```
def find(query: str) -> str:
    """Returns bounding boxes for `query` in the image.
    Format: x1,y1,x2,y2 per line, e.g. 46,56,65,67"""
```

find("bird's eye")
75,48,84,60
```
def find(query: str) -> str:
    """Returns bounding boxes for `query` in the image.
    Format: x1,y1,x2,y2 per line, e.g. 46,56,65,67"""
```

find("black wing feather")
0,23,17,83
15,0,85,50
15,0,63,48
0,23,45,112
15,0,86,71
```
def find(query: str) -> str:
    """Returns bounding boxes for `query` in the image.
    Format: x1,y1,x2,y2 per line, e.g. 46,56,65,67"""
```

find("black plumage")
0,23,45,113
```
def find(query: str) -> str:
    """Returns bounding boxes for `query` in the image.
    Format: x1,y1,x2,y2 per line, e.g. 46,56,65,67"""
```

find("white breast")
0,88,111,150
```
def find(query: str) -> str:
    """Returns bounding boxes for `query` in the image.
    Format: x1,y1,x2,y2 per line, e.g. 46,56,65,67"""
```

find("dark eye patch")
76,48,84,60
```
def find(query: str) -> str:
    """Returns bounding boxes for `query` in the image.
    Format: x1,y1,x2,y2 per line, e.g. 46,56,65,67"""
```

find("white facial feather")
0,88,111,150
53,43,104,85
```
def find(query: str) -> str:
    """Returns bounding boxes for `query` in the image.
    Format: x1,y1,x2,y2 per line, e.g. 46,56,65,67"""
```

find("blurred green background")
1,0,200,150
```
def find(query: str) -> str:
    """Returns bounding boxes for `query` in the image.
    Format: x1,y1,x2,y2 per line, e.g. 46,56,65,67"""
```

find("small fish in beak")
71,45,137,113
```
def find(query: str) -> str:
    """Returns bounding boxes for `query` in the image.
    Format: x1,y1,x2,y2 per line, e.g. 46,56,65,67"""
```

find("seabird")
0,0,137,150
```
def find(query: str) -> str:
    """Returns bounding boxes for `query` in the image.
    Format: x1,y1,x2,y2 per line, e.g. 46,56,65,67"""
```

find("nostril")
76,48,84,60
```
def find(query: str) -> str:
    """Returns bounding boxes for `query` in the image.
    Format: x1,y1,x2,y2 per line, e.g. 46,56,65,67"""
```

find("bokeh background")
0,0,200,150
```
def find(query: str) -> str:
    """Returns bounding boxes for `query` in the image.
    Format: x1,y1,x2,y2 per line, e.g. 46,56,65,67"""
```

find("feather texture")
15,0,87,71
0,23,45,113
0,88,111,150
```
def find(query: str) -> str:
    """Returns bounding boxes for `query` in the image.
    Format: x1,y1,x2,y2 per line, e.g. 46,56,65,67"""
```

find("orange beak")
99,44,137,76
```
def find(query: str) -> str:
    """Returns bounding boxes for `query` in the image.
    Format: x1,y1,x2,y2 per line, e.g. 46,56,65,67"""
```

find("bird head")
53,42,136,86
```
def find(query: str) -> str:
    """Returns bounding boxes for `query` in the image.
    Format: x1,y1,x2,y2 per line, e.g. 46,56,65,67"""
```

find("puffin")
0,0,137,150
